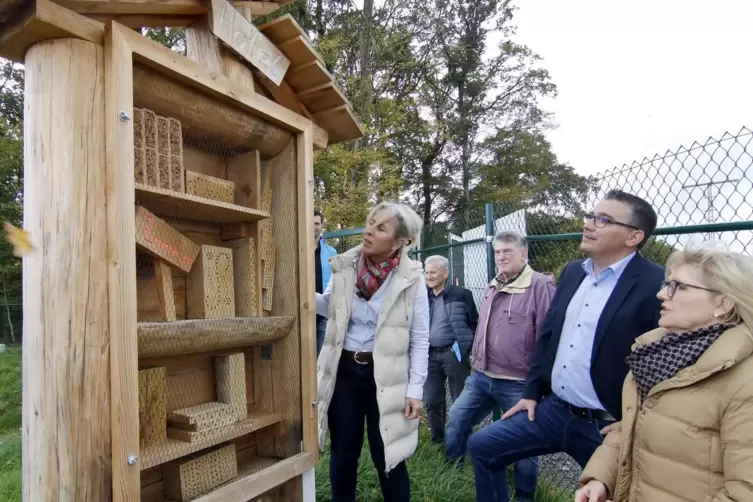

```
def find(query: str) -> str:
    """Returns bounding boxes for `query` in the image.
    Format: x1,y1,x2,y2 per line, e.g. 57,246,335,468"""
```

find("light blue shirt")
551,252,636,410
315,269,430,400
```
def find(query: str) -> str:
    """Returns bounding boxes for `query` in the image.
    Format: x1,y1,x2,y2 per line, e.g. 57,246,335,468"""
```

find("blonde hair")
666,245,753,329
366,203,423,250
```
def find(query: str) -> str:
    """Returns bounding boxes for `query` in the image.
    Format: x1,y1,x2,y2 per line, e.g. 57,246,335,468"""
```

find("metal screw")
120,111,130,122
312,400,319,406
127,455,137,465
308,178,315,185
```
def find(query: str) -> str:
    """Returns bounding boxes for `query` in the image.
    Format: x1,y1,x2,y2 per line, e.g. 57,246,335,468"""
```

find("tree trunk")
315,0,325,37
351,0,374,186
2,280,13,344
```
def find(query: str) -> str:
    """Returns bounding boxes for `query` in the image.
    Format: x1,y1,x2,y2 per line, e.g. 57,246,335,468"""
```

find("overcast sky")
501,0,753,176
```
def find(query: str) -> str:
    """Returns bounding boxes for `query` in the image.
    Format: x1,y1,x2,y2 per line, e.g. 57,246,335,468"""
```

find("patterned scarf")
355,251,401,301
626,323,731,401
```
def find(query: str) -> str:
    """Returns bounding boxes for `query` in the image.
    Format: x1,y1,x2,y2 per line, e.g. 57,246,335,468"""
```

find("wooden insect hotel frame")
3,0,362,500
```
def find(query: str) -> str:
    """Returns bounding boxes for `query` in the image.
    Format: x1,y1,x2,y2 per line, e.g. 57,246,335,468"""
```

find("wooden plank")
167,370,217,411
167,402,234,430
191,452,316,502
297,127,318,456
216,353,247,420
141,412,285,469
154,259,177,321
141,480,165,502
311,104,364,144
183,146,227,179
297,81,348,114
138,316,294,357
185,170,236,204
59,0,282,18
119,26,311,133
138,367,167,447
286,60,330,92
135,183,271,224
208,0,289,85
88,13,196,27
167,422,234,443
227,150,261,209
105,21,140,500
22,37,111,502
228,237,260,316
135,205,201,273
187,245,235,319
0,0,105,63
261,243,276,312
138,273,187,322
132,63,291,157
164,444,238,501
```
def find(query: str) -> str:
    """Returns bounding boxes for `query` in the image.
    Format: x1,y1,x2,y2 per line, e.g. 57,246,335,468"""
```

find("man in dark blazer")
466,190,665,502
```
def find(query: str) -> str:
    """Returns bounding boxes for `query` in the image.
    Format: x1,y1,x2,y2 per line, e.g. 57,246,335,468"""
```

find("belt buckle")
353,351,368,365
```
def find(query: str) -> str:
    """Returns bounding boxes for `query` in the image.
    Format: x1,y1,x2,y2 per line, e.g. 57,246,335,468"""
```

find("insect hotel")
1,0,362,500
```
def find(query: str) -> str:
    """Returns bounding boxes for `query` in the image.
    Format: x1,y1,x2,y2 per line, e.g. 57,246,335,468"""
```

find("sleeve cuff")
406,384,423,400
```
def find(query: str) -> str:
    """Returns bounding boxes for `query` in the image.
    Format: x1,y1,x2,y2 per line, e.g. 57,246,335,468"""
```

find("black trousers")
423,345,470,442
328,355,410,502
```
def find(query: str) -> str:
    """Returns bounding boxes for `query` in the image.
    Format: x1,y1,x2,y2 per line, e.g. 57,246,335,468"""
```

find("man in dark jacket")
423,255,478,444
467,190,665,502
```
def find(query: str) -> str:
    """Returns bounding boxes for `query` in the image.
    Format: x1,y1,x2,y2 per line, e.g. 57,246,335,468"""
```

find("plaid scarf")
626,323,730,401
355,252,401,301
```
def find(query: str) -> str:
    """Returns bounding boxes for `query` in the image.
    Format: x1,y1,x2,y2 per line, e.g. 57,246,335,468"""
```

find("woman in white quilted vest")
315,202,430,502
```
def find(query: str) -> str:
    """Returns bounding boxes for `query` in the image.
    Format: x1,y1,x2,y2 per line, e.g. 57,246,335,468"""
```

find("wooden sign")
135,206,201,273
209,0,290,85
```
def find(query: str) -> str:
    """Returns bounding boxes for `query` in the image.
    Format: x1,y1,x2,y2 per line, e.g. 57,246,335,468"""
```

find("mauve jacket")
472,265,556,379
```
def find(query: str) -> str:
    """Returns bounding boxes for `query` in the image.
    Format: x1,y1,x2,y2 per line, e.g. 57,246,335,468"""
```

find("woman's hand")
574,480,611,502
404,398,422,420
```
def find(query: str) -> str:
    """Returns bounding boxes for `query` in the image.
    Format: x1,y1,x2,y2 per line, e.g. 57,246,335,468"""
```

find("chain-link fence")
322,126,753,496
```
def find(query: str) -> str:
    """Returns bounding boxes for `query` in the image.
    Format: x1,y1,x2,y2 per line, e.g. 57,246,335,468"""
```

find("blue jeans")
468,394,614,502
316,316,327,357
445,371,538,501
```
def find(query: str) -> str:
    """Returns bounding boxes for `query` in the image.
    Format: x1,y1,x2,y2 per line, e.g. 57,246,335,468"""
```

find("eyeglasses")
660,279,717,299
584,212,639,230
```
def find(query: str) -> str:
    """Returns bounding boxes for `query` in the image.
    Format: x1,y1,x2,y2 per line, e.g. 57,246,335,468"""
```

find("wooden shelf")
138,316,295,358
135,183,270,224
141,412,285,470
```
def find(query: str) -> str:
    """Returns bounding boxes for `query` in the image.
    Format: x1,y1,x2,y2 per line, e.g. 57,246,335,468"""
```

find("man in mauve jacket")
444,231,555,502
423,255,479,444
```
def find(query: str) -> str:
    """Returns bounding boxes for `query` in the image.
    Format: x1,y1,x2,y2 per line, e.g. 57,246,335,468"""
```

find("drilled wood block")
134,147,146,184
157,116,170,154
135,206,201,273
154,260,176,322
171,156,184,193
169,118,183,159
262,242,276,312
158,154,170,190
216,353,247,420
167,402,234,431
144,108,157,149
139,367,167,447
187,245,235,319
167,422,234,443
164,444,238,501
145,147,158,187
185,171,235,204
227,237,259,317
134,108,145,149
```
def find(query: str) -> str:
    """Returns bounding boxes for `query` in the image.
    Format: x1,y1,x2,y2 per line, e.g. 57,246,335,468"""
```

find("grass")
0,348,571,501
315,418,573,502
0,346,21,502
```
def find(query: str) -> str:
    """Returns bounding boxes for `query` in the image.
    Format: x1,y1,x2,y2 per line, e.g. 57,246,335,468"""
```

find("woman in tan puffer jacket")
576,246,753,502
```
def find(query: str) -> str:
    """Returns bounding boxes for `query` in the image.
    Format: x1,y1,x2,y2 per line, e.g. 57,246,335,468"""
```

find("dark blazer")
523,253,664,420
430,284,479,356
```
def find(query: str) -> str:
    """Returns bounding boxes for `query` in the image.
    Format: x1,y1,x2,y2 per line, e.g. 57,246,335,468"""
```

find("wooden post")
22,38,110,501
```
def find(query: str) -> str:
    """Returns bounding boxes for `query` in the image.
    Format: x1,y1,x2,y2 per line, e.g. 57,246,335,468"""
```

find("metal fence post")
484,203,503,421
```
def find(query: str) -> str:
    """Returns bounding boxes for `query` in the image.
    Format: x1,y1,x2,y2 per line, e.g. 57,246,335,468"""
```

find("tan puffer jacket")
580,324,753,501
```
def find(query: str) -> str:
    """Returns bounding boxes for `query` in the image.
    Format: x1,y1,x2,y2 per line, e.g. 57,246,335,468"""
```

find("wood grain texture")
136,205,201,272
105,21,140,500
216,353,247,420
226,150,261,209
228,237,260,316
139,367,167,447
138,316,295,357
22,37,110,502
154,259,177,321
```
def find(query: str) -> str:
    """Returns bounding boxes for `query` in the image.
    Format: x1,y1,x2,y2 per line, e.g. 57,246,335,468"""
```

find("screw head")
127,455,137,465
120,111,130,122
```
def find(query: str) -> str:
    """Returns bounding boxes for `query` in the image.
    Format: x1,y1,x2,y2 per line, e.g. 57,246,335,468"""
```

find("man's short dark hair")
314,209,323,221
603,190,657,249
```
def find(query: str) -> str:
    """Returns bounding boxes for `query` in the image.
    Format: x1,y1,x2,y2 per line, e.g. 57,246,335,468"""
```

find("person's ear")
625,229,644,248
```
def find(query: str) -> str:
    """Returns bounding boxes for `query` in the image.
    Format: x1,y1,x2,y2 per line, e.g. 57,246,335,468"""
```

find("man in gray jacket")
423,255,479,444
445,231,555,502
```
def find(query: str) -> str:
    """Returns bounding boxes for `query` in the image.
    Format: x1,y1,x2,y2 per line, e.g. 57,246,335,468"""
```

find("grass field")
0,348,571,501
0,347,21,502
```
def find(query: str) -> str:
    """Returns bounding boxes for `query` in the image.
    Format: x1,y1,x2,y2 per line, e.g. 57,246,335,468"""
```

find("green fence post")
485,203,502,422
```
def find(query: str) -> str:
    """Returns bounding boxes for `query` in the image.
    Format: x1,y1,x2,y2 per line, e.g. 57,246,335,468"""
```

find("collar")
491,264,533,293
582,251,636,280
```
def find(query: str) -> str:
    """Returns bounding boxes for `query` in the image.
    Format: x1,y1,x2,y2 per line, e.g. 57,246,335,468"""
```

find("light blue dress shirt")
315,269,431,400
551,252,636,410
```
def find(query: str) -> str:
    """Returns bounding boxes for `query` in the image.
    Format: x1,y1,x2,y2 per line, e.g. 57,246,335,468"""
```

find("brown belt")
342,349,373,365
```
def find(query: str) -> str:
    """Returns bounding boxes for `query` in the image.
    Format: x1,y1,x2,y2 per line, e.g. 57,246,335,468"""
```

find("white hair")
425,255,449,270
494,230,527,248
366,202,423,250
